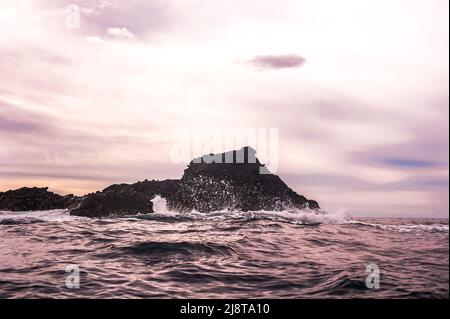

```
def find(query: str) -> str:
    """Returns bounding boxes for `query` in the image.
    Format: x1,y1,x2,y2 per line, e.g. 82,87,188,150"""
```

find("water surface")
0,200,448,298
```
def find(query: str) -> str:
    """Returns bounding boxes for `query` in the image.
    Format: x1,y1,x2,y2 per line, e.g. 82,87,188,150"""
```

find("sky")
0,0,448,217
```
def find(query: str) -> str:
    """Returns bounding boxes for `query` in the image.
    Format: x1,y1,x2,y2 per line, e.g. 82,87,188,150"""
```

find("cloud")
248,54,306,70
107,27,134,38
0,99,176,194
375,158,440,168
32,0,172,39
0,113,41,134
83,0,172,37
86,35,104,43
0,102,52,135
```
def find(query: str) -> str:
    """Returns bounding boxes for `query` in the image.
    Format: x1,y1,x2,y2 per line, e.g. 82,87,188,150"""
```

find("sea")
0,196,448,298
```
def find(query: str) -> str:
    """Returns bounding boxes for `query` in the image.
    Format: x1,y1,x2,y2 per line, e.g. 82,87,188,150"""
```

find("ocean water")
0,197,448,299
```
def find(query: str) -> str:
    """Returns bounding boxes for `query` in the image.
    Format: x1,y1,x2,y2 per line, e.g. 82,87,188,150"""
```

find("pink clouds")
107,27,135,38
0,0,448,217
35,0,173,39
248,54,306,70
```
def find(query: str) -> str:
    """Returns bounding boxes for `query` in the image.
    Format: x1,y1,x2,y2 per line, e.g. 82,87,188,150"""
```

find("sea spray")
149,195,351,225
151,195,171,215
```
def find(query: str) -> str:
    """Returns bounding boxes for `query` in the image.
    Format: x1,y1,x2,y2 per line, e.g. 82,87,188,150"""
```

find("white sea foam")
149,196,449,231
350,220,449,233
149,195,351,225
0,209,82,224
2,198,447,233
151,195,171,214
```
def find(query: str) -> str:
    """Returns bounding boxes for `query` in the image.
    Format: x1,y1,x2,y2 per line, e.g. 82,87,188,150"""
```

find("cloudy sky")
0,0,448,217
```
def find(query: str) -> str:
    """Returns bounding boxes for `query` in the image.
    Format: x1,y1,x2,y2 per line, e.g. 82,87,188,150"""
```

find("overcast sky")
0,0,448,217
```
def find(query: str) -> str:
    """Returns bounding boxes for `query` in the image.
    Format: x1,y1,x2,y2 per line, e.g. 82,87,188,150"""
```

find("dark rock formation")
69,188,152,217
167,147,319,212
0,187,77,212
1,147,319,217
69,180,178,217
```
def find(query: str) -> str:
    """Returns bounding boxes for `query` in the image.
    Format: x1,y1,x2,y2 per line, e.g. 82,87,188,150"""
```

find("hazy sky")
0,0,448,217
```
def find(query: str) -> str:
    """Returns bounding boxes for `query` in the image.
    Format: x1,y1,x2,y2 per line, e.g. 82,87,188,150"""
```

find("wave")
0,201,349,226
0,209,83,225
149,195,351,225
350,220,449,233
1,197,446,235
124,241,235,257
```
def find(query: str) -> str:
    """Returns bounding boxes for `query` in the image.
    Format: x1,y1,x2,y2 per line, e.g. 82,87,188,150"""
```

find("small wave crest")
350,220,449,234
0,210,81,225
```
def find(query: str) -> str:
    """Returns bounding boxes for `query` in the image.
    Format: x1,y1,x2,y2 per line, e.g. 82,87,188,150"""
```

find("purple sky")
0,0,448,217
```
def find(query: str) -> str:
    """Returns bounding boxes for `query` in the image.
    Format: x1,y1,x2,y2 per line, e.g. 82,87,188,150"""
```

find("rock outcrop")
0,147,319,217
0,187,77,212
167,147,319,212
69,180,178,217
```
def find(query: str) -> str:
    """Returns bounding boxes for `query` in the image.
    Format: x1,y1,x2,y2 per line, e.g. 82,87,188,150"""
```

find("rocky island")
0,147,319,217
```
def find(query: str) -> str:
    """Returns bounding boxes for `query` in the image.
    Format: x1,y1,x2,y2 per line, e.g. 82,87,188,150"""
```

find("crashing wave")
150,195,350,225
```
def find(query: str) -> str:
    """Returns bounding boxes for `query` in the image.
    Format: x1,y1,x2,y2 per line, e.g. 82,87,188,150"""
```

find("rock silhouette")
0,187,77,212
0,147,319,217
167,147,319,212
69,180,178,217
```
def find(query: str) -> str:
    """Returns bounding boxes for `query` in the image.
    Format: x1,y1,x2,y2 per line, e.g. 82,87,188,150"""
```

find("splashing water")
151,195,171,215
149,195,351,225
